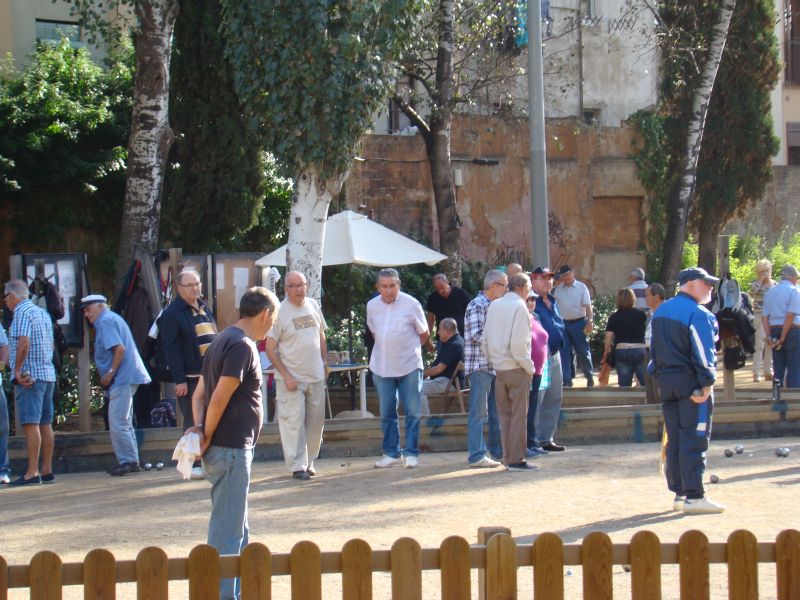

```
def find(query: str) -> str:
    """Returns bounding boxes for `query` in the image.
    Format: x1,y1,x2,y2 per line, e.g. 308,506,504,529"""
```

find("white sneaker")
374,455,403,468
0,473,10,484
470,456,502,468
683,497,725,514
404,455,418,468
673,495,686,511
190,466,205,480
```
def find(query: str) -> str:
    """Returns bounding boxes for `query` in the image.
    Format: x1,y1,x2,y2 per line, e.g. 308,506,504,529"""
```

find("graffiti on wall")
491,243,529,268
549,211,574,269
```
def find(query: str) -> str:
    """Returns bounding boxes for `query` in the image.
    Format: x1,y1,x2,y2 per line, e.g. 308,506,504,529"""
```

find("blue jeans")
466,371,502,463
373,369,421,457
772,327,800,388
0,385,9,477
203,445,253,600
615,347,646,387
527,375,542,448
109,384,139,464
535,351,563,444
560,318,594,385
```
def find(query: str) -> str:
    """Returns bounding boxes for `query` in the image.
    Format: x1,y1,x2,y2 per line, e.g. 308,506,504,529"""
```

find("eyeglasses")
178,282,201,288
286,283,307,289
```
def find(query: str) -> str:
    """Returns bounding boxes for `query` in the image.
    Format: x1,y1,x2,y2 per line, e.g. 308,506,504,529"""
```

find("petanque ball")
155,462,164,471
143,462,153,471
785,448,791,457
735,444,744,454
709,474,719,484
776,448,784,457
724,448,734,457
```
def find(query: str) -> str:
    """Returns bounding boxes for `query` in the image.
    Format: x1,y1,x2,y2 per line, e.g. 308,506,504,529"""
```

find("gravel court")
2,437,797,599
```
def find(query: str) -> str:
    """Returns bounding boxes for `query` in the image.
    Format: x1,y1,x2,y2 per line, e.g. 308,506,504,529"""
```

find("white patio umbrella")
255,210,447,268
257,210,446,418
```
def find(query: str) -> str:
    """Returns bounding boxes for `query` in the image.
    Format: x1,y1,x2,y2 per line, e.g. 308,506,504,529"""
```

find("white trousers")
419,376,450,415
753,313,773,378
276,379,326,473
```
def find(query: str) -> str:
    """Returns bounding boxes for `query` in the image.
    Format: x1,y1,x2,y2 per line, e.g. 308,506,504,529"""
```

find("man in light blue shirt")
4,279,56,486
0,326,10,484
82,294,151,476
762,264,800,388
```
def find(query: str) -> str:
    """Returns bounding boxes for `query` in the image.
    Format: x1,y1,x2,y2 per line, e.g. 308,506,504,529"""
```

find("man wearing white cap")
82,294,151,476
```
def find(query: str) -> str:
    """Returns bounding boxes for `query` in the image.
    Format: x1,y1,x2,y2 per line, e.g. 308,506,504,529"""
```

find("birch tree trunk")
116,0,180,281
286,166,349,301
659,0,736,293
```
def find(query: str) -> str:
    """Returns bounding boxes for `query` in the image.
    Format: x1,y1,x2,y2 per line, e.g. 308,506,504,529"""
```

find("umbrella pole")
348,264,356,410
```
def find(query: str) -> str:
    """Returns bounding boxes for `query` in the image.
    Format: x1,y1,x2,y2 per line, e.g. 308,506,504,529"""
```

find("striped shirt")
463,292,493,376
9,299,56,382
192,305,217,358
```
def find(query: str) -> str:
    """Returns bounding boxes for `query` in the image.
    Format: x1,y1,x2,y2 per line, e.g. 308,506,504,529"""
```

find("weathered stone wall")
345,115,647,296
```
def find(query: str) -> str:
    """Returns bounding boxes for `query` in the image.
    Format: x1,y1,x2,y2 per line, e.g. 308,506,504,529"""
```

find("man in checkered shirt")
4,279,56,486
463,269,508,468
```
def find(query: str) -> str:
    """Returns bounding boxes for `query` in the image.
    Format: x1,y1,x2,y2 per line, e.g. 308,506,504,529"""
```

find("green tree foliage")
0,39,133,275
220,0,418,179
631,0,779,280
161,0,267,252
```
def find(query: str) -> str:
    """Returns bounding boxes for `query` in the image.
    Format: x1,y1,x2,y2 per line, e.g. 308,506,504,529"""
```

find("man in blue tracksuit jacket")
649,267,723,515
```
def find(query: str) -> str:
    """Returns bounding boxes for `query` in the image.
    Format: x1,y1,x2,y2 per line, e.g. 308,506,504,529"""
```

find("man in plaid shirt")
464,269,508,467
4,279,56,486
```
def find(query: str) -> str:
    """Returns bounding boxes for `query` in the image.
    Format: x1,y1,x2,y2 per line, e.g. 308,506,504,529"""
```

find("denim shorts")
15,380,55,425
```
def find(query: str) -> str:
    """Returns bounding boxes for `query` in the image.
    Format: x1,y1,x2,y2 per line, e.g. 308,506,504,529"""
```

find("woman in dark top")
603,288,647,386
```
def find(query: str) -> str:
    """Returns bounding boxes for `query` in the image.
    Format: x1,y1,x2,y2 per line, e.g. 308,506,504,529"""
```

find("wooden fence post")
341,539,372,600
240,543,271,600
83,549,116,600
189,544,220,600
29,551,62,600
727,529,758,600
391,537,422,600
629,530,661,600
440,536,470,600
533,532,564,600
678,530,710,600
485,533,517,600
291,541,321,600
478,526,511,600
582,531,612,600
776,529,800,600
0,554,7,600
136,547,168,600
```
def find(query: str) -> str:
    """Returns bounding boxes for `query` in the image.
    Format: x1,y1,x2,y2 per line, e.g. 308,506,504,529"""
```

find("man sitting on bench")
420,318,464,415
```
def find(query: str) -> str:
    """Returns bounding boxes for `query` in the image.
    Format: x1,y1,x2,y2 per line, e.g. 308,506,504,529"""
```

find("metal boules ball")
155,462,164,470
724,448,734,458
776,448,784,457
143,462,153,471
709,474,719,484
735,444,744,454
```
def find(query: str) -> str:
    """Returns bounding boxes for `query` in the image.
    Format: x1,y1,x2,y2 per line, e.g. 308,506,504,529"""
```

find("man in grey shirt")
553,265,594,387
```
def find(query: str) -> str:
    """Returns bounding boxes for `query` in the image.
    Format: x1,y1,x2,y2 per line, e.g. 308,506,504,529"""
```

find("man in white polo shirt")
367,268,430,468
553,265,594,388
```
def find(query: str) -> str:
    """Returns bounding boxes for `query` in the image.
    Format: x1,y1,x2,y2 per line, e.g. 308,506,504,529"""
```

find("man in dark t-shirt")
188,287,279,600
425,273,471,350
419,318,464,414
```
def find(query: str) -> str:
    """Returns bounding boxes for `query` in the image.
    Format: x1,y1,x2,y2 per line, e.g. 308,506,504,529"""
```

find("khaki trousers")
495,368,532,465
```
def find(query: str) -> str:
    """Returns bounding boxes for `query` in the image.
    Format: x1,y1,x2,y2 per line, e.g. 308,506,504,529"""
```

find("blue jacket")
534,293,565,355
157,296,216,384
648,292,718,388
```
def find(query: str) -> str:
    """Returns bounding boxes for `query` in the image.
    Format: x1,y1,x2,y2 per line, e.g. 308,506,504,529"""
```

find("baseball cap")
555,265,573,278
527,290,540,299
530,267,554,278
80,294,107,309
779,264,799,278
678,267,719,286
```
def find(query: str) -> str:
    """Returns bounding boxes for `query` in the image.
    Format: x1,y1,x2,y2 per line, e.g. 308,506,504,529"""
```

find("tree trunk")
286,165,349,302
658,0,736,293
116,0,180,282
697,217,722,275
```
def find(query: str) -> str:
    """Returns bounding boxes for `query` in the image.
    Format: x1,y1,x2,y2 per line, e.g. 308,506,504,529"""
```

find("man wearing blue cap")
648,267,722,514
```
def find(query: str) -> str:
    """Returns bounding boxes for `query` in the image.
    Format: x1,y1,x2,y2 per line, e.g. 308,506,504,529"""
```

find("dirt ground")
2,437,798,599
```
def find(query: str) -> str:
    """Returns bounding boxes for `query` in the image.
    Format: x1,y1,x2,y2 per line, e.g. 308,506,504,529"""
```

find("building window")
786,0,800,83
788,123,800,164
36,19,83,49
